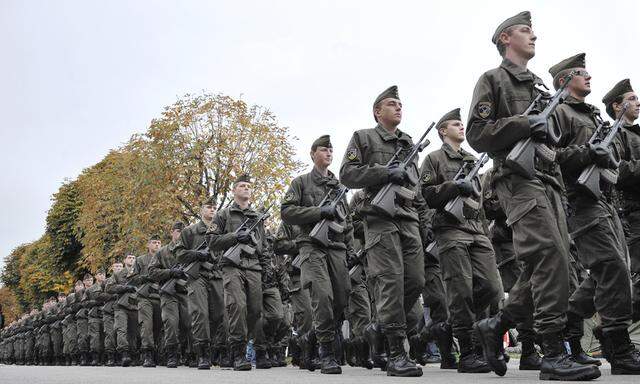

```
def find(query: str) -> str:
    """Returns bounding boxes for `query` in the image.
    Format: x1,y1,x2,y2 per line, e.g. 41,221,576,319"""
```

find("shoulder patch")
422,171,432,183
208,222,218,232
478,101,492,119
284,192,296,202
346,148,358,161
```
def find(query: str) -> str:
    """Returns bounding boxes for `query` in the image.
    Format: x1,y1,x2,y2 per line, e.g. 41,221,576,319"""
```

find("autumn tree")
46,179,83,273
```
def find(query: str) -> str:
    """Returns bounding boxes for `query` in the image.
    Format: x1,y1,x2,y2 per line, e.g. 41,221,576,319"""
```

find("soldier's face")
568,68,591,97
503,25,536,59
125,255,136,267
96,273,106,283
83,277,94,288
58,295,66,303
233,182,252,201
147,239,161,253
619,92,640,122
112,263,123,274
75,283,84,292
171,229,181,242
311,146,333,168
441,120,465,143
201,204,216,221
375,98,402,127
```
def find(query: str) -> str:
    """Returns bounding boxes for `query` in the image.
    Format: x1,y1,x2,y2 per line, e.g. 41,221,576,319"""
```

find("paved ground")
0,361,636,384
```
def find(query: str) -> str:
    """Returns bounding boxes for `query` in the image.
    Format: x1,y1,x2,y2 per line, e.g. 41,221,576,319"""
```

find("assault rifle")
444,153,489,222
309,185,349,247
223,204,273,266
505,71,575,178
576,102,629,200
425,241,438,260
160,240,213,296
348,249,365,279
371,122,435,217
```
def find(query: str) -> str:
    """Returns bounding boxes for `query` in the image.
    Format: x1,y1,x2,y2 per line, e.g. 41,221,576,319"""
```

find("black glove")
589,144,615,169
346,250,360,270
125,285,137,293
319,205,338,220
236,230,253,244
422,227,435,244
455,179,474,197
528,114,548,141
169,268,184,278
388,164,408,185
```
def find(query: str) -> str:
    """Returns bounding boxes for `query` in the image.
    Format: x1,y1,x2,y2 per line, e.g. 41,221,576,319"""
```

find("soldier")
208,174,272,371
605,79,640,324
102,262,123,366
106,254,139,367
467,11,600,381
420,108,504,373
132,235,163,367
549,60,640,375
76,273,92,366
62,281,84,365
86,269,107,365
149,221,192,368
174,198,223,370
340,85,425,377
50,292,66,365
281,135,352,374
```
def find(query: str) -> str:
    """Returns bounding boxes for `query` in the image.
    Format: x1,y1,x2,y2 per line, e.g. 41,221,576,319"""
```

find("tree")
46,179,83,273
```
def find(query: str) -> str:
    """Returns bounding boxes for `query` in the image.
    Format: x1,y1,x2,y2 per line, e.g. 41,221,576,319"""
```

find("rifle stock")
309,185,349,246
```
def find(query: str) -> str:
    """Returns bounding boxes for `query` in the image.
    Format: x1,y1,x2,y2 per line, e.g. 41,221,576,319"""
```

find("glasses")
573,69,590,78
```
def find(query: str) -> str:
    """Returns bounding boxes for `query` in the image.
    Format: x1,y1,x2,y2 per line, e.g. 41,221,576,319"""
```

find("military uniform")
208,200,269,369
101,282,118,365
62,292,80,364
149,240,192,366
50,301,64,364
106,266,139,365
85,280,106,364
420,140,503,369
132,251,163,365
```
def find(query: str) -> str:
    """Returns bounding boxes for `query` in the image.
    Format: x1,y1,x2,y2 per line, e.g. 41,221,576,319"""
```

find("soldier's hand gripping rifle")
161,240,213,295
309,185,349,247
505,71,576,178
348,249,365,279
223,204,273,266
444,153,489,223
371,122,435,217
576,102,629,200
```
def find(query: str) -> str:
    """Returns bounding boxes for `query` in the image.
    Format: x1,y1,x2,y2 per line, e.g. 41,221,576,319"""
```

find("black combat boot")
142,349,156,367
602,329,640,375
219,346,233,368
165,345,178,368
232,343,252,371
408,333,426,365
539,334,601,381
364,323,388,371
352,336,373,369
344,338,357,366
457,336,491,373
568,338,601,366
90,351,99,366
519,339,542,370
255,349,272,369
120,350,132,367
433,322,457,370
210,346,220,367
79,351,89,366
274,347,287,367
473,311,513,376
386,333,423,377
105,352,115,367
196,343,210,370
300,331,319,371
319,341,342,374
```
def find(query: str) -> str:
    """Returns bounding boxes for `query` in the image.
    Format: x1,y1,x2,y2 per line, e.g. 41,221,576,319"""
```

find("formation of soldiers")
2,10,640,381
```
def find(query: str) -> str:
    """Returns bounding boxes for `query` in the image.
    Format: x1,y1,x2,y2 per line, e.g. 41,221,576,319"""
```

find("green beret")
602,79,633,106
492,11,531,44
549,53,585,80
148,234,161,241
234,174,252,184
373,85,400,121
436,108,462,128
171,221,185,231
311,135,332,151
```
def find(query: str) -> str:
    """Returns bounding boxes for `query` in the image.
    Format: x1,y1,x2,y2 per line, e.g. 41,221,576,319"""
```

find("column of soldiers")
3,9,640,382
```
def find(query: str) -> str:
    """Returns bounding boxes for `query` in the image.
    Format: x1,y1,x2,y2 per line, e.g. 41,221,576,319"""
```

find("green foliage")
46,180,83,273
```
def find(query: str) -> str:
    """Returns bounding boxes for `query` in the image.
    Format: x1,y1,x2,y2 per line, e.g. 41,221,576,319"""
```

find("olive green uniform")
62,293,80,360
106,267,139,354
85,282,106,357
467,58,571,336
132,253,163,353
420,143,503,340
340,124,426,339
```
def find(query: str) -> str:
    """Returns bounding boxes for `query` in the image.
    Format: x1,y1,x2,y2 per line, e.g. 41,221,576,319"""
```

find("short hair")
496,25,517,57
605,95,625,120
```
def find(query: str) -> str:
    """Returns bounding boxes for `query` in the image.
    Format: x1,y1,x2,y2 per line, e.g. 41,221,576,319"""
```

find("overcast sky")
2,0,639,274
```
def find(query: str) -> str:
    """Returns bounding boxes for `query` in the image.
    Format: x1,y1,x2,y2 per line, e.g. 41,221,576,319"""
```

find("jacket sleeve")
105,275,127,294
273,223,297,255
148,251,171,283
466,73,531,153
207,213,237,252
175,228,197,264
281,178,322,225
554,109,593,175
339,132,391,188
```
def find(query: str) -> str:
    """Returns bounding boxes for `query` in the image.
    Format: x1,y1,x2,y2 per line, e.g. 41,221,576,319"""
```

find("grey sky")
1,0,639,274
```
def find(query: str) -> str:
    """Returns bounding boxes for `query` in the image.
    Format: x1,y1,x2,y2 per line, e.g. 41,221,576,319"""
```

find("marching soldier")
106,254,139,367
76,274,92,366
86,269,107,365
419,108,504,373
208,174,271,370
281,135,353,374
340,85,425,377
102,262,123,366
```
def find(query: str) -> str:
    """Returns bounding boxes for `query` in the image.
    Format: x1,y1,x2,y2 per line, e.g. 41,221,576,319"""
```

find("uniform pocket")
505,198,537,227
